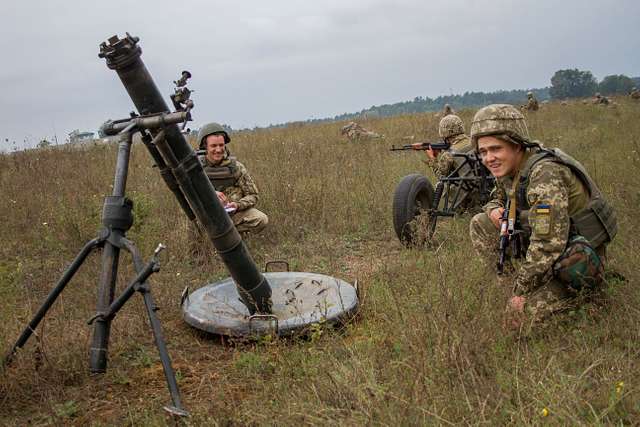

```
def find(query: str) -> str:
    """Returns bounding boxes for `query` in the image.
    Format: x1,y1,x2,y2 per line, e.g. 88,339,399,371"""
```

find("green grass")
1,99,639,425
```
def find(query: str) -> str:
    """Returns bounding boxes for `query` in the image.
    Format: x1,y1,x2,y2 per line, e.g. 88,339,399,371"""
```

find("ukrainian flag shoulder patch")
533,203,552,235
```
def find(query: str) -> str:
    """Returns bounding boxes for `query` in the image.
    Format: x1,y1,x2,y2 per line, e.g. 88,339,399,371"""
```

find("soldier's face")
477,136,524,178
205,135,226,163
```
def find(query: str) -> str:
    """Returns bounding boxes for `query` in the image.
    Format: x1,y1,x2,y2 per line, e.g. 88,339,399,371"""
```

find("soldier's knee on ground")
523,279,575,322
470,213,496,248
233,208,268,234
470,212,501,268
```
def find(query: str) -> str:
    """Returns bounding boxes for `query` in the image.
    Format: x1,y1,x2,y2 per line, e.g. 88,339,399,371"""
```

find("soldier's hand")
425,147,440,160
489,207,504,229
216,191,228,205
507,295,526,312
505,295,526,330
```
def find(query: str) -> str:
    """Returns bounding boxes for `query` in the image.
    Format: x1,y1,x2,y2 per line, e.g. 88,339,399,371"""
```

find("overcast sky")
0,0,638,150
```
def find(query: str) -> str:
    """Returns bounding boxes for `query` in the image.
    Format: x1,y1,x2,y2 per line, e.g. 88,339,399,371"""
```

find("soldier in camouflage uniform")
629,87,640,100
421,114,472,178
197,123,268,234
524,92,539,111
468,104,617,328
592,93,610,105
340,122,382,142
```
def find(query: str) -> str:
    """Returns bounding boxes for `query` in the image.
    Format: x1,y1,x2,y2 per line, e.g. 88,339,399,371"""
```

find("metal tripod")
4,117,189,417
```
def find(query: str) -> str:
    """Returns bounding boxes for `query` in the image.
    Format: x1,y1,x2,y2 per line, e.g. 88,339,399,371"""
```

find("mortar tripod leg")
4,237,103,366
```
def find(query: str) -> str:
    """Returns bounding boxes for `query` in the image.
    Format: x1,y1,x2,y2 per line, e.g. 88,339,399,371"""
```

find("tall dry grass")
1,99,639,425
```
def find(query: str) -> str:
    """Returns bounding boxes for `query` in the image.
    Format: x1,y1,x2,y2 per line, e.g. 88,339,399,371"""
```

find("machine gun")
389,140,451,152
497,199,523,274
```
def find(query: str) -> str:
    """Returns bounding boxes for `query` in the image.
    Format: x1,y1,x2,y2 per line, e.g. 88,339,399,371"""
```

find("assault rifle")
497,199,523,274
389,140,451,152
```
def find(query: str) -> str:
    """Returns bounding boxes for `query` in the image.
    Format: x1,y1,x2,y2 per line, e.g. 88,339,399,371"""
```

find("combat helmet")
438,114,465,139
197,122,230,149
527,91,533,98
470,104,530,150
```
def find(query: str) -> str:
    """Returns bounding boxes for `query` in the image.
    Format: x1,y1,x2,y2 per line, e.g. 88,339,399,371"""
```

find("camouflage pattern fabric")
340,122,382,142
204,156,258,211
592,94,610,105
553,235,604,290
438,115,465,139
231,207,268,233
203,152,268,233
425,134,472,178
525,94,539,111
630,88,640,100
470,104,530,150
469,156,603,321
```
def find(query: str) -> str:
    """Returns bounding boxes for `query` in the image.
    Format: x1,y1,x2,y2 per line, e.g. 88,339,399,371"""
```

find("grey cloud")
1,0,639,149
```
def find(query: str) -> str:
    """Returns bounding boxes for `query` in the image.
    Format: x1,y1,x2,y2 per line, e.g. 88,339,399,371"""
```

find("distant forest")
257,87,550,130
252,73,640,131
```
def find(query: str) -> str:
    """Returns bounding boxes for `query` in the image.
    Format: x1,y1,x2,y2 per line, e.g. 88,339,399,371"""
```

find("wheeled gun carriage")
391,150,495,245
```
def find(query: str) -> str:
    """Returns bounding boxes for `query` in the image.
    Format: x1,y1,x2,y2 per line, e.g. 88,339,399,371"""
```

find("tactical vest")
202,157,239,192
516,147,617,249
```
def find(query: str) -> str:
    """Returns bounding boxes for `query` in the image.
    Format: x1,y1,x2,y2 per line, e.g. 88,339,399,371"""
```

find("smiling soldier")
197,123,268,234
468,104,617,328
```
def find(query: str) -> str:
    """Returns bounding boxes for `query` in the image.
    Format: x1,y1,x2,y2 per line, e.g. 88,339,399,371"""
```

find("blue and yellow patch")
533,203,552,235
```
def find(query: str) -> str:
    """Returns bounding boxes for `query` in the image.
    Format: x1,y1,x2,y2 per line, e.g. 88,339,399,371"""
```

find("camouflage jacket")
526,97,539,111
425,134,472,177
483,150,591,295
203,154,259,212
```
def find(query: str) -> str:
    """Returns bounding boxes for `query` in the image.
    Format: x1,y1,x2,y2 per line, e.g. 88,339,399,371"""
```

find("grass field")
1,99,639,425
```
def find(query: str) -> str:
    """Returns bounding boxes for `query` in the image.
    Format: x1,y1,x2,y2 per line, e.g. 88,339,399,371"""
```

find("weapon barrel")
98,34,271,314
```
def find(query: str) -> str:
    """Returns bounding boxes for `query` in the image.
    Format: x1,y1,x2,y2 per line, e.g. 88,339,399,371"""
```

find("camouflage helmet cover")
527,91,533,97
197,122,230,149
470,104,530,150
438,114,465,139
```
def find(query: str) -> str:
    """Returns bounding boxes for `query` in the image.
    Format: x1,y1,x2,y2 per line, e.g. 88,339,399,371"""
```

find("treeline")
259,88,550,130
236,70,639,132
550,70,639,99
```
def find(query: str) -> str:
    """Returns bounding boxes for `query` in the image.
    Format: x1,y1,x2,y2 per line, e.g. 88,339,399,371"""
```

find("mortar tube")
98,34,272,314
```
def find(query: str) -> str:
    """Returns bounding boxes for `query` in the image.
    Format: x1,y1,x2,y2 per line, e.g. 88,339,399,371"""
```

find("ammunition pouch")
570,198,617,249
553,235,604,291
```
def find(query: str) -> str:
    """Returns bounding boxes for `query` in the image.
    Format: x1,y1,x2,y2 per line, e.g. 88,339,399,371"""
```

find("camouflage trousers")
469,212,576,322
231,208,269,234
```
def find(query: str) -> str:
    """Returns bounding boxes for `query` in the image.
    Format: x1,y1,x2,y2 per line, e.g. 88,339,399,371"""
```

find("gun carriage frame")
392,152,495,245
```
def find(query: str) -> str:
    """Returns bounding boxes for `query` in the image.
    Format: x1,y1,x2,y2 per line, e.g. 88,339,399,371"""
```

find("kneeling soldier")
198,123,268,234
468,104,617,327
423,114,472,178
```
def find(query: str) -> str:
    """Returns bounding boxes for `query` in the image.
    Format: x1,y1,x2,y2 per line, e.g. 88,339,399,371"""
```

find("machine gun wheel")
392,174,437,246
